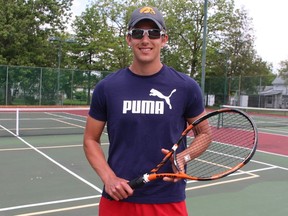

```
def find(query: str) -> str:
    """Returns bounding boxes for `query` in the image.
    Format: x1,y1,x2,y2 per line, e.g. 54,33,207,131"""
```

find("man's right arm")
83,116,133,200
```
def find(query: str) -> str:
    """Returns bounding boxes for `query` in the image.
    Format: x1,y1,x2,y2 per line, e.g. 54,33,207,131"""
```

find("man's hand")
161,148,182,183
105,177,134,201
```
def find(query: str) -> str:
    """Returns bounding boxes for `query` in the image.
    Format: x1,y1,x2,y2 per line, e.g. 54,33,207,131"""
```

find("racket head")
174,108,258,181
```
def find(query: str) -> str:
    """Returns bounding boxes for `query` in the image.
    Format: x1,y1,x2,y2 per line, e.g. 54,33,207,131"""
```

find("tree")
0,0,276,106
72,0,134,104
0,0,73,66
72,0,134,71
0,0,73,104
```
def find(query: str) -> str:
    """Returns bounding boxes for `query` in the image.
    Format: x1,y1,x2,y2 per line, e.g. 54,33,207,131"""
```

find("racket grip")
128,176,146,189
106,176,146,200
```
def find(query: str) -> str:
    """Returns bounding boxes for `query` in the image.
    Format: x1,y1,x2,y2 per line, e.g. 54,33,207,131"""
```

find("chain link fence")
1,65,287,108
0,65,111,106
205,74,288,108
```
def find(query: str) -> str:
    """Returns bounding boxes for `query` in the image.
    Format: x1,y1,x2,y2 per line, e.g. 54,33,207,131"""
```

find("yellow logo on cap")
140,7,156,15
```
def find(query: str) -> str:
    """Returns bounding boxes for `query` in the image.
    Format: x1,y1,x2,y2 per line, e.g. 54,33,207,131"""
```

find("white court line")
0,195,101,212
186,174,259,191
186,167,260,187
0,124,103,194
45,112,86,123
259,128,288,136
251,158,288,170
0,167,278,213
14,203,100,216
53,118,85,128
185,163,287,191
256,149,288,158
1,123,286,214
0,143,111,152
231,166,279,174
0,145,82,152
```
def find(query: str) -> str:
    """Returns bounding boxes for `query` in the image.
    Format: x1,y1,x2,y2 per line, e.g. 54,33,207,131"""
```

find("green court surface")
0,107,288,215
0,132,287,216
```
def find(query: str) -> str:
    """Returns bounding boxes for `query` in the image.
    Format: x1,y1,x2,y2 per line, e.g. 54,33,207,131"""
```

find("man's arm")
163,110,212,182
83,116,133,200
176,110,212,172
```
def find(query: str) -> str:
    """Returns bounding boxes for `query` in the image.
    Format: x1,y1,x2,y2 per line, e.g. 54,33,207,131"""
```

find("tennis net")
221,105,288,128
0,107,89,137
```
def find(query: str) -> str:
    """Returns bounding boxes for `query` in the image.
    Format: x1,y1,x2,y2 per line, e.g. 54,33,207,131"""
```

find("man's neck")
129,61,163,76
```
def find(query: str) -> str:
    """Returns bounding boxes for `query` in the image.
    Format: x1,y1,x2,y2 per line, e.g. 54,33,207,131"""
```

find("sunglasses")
128,29,165,39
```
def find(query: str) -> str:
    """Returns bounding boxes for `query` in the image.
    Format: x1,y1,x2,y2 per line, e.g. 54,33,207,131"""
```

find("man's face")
126,20,168,65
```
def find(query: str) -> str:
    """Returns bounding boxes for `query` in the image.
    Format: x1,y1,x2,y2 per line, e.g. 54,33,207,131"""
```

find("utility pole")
201,0,208,107
49,36,75,105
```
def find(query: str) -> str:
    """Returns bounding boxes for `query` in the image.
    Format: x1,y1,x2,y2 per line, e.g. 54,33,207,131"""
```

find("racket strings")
185,111,256,179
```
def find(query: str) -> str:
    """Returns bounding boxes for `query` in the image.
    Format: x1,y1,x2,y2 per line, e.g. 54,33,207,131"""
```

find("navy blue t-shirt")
89,65,204,203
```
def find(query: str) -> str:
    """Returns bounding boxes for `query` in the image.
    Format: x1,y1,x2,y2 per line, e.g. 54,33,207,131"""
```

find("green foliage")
72,0,132,71
74,91,87,101
0,0,280,106
0,0,73,66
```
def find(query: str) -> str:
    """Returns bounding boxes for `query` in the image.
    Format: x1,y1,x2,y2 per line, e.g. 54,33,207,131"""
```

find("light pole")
49,36,75,105
201,0,208,106
212,48,231,105
219,51,230,105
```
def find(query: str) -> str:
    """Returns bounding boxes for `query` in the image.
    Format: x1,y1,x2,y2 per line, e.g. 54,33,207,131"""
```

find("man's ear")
126,35,132,47
161,34,168,47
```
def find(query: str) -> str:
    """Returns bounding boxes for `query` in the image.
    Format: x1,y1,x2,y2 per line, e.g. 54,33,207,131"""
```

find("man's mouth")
140,48,152,53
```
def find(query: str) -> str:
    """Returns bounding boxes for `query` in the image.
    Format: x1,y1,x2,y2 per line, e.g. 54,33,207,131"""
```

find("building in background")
259,74,288,108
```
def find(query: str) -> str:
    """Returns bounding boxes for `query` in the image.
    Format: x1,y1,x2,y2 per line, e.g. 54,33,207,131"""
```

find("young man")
84,6,209,216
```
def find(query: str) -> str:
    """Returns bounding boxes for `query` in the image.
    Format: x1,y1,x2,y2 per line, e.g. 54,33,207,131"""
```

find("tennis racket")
128,108,258,189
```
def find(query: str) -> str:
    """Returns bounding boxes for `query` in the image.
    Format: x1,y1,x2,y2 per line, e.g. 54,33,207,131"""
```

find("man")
84,6,209,216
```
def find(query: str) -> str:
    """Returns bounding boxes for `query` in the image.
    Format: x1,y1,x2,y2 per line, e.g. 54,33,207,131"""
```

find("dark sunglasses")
128,28,165,39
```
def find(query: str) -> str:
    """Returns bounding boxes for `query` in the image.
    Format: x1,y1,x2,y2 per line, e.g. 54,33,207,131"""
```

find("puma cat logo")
149,89,176,109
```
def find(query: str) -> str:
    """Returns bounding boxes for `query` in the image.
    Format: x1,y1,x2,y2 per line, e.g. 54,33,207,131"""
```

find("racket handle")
106,176,146,200
128,176,146,189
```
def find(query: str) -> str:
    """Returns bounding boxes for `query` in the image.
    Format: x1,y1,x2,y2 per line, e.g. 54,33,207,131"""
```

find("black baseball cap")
128,6,166,30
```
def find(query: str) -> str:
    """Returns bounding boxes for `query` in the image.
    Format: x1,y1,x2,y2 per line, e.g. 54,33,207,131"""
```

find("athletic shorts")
99,196,188,216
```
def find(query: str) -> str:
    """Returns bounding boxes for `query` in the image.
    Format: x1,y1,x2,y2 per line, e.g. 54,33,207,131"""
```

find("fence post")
5,66,8,105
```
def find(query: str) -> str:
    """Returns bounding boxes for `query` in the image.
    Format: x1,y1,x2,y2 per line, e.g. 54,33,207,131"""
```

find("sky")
71,0,288,72
235,0,288,72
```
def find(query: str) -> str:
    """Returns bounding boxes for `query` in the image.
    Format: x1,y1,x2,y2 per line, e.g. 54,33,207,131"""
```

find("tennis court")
0,107,287,216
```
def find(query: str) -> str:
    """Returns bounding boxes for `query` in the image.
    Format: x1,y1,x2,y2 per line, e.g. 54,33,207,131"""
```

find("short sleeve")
184,78,204,118
89,81,107,122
